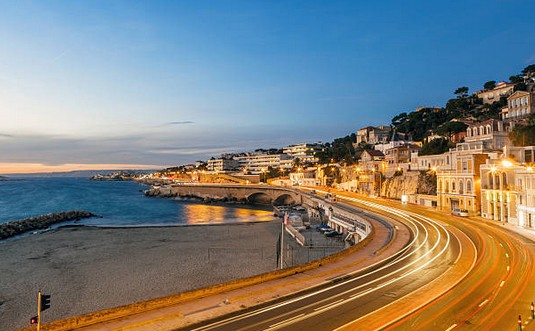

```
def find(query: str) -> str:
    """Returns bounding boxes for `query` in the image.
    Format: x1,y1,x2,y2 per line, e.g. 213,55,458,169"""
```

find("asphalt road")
185,195,463,331
42,190,535,331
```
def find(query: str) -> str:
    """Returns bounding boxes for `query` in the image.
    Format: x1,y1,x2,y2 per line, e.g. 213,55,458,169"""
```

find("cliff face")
381,171,437,199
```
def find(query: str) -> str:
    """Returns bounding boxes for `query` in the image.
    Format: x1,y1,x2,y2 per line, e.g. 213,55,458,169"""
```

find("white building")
516,167,535,228
235,153,293,174
207,158,239,173
464,119,511,151
283,143,324,164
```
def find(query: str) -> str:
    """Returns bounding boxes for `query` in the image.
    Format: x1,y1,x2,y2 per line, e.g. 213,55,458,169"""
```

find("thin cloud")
0,133,13,138
168,121,194,125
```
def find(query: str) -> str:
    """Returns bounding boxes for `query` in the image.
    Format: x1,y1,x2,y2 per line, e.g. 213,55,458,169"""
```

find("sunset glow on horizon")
0,163,167,175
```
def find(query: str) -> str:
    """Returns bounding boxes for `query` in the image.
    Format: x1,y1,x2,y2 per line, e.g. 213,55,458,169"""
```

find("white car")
451,208,469,217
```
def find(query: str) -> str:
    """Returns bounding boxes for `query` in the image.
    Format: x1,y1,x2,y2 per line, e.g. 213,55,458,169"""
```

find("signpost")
34,291,51,331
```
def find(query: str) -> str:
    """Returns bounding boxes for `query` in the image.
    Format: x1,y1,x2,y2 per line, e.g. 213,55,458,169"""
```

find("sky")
1,0,534,174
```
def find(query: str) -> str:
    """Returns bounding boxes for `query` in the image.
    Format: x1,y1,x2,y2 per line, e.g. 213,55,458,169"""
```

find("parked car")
325,230,343,237
451,208,469,217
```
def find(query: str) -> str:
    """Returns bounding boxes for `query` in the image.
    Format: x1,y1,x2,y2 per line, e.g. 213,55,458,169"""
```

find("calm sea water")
0,177,275,226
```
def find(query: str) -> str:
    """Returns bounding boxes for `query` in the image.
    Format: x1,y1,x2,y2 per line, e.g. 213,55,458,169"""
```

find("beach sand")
0,222,280,331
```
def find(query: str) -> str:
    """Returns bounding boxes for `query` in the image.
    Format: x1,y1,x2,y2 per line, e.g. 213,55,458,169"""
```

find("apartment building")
207,158,239,173
516,167,535,228
384,144,421,173
480,159,521,223
464,119,511,150
502,90,535,120
356,126,391,145
283,143,324,164
476,81,515,104
235,153,293,174
437,152,489,215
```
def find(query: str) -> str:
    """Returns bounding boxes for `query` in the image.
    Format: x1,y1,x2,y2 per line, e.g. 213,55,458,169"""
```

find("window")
466,180,472,193
459,180,464,194
452,180,456,192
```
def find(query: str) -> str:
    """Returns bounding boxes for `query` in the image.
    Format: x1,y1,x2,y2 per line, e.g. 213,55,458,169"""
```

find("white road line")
500,280,505,287
507,265,510,272
478,299,489,308
313,299,344,311
445,324,458,331
267,313,305,329
350,288,374,298
506,253,509,258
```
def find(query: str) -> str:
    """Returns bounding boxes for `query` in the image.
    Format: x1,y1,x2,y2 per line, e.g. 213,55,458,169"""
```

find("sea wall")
0,210,98,240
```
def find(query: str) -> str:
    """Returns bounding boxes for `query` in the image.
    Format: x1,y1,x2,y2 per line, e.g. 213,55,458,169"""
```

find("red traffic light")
30,316,38,324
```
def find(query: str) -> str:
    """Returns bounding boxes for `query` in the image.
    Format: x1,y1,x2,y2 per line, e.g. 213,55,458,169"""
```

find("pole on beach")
37,291,41,331
279,217,285,269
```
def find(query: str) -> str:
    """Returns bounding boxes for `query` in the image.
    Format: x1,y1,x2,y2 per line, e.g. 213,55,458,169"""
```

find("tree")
522,64,535,75
420,138,453,156
483,80,496,90
454,86,469,98
436,121,468,138
509,113,535,146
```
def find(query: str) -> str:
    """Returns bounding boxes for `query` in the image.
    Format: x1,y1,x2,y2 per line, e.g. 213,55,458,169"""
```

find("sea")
0,177,276,226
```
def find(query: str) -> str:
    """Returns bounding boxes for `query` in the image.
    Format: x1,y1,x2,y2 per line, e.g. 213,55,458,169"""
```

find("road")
185,194,468,331
62,190,535,331
186,191,535,331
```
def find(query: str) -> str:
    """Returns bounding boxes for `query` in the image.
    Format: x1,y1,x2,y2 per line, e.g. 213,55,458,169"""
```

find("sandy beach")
0,222,281,331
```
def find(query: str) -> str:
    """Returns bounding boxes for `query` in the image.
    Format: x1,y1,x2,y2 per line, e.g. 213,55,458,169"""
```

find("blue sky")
1,0,534,172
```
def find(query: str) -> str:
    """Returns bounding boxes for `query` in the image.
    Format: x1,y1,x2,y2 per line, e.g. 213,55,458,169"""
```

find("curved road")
67,190,535,331
186,194,466,331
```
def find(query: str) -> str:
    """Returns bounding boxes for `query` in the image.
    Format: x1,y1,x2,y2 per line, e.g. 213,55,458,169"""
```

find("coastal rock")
0,210,99,240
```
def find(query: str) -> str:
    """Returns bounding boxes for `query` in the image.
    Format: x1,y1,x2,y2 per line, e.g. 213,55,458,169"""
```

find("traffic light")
40,294,51,312
30,316,38,324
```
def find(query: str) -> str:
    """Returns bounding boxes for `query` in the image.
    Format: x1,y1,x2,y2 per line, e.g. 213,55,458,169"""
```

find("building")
289,168,319,186
235,153,293,174
356,126,391,145
384,144,421,174
476,81,515,104
437,152,489,215
516,167,535,228
283,143,324,164
480,159,521,223
207,158,239,173
464,119,511,150
411,152,449,171
502,90,535,120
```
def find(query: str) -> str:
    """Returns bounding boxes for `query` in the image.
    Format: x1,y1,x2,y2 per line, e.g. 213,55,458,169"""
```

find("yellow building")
437,153,489,215
480,159,520,223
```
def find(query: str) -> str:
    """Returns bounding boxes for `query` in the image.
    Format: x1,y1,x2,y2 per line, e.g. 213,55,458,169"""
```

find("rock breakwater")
0,210,99,240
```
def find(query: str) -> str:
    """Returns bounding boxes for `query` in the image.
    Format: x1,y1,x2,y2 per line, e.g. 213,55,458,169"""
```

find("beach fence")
206,246,275,262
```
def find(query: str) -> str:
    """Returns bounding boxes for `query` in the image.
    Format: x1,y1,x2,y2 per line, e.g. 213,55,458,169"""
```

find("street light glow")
501,160,513,168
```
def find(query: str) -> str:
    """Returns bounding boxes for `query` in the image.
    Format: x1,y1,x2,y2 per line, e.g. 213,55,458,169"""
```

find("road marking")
507,265,510,272
478,299,489,308
488,235,493,239
506,253,509,258
500,280,505,287
268,313,305,329
314,299,344,311
499,243,503,247
445,324,458,331
350,288,374,298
